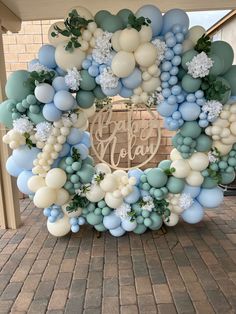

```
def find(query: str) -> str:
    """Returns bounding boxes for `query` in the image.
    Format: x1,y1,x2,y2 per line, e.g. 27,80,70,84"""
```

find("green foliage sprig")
71,147,80,161
66,193,89,213
23,132,36,149
128,13,151,31
27,70,56,89
201,75,230,101
93,172,105,184
207,169,222,184
128,208,137,222
95,97,112,110
164,167,176,176
153,199,171,221
195,34,211,54
51,9,93,51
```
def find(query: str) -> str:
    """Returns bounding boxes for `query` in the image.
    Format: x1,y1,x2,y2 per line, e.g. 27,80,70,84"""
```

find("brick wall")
3,21,174,169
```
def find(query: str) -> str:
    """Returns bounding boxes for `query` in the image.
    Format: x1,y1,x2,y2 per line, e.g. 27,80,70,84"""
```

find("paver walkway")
0,197,236,313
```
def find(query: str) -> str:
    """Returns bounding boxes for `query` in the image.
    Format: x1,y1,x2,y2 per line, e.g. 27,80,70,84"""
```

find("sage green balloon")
95,10,111,27
83,156,94,166
223,65,236,96
94,223,107,232
101,14,124,32
181,74,202,93
181,49,198,71
133,224,147,234
202,177,218,188
166,177,185,194
158,160,172,171
76,90,95,109
28,111,45,124
117,9,133,26
209,53,224,76
0,99,15,128
146,168,168,188
80,70,96,91
210,41,234,74
180,121,202,139
220,172,236,185
86,212,103,225
93,86,106,100
149,213,163,230
216,77,231,104
195,134,213,152
78,164,95,183
5,70,31,101
177,67,186,80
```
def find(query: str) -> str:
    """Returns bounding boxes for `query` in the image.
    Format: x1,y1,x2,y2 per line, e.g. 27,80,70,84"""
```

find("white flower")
61,112,78,127
208,151,219,163
100,67,119,90
35,122,52,142
152,39,167,64
202,100,223,122
28,62,50,73
179,193,193,210
187,52,213,78
65,67,82,91
13,116,34,134
147,89,164,107
140,196,155,212
92,31,113,64
115,203,131,219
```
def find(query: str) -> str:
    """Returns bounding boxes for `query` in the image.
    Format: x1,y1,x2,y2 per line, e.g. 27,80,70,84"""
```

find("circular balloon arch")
0,4,236,237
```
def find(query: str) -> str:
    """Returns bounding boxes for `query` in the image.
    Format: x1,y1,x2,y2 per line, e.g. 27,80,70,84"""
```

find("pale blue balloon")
162,9,189,35
6,156,23,177
128,168,143,185
67,128,84,145
124,186,141,204
110,226,126,237
52,158,61,168
12,146,40,170
55,66,66,76
197,187,224,208
136,5,163,37
103,213,121,229
121,68,142,89
17,170,34,195
179,102,201,121
38,44,56,69
157,102,178,117
102,81,122,96
54,90,75,111
182,184,201,198
52,76,68,92
59,143,71,157
181,200,204,224
141,190,149,197
119,87,133,98
71,144,89,160
43,102,62,122
80,131,91,148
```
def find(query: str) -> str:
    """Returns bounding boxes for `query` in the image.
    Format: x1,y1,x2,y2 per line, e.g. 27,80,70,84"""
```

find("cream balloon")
85,184,105,202
55,188,70,206
139,25,152,43
45,168,67,189
221,134,236,145
95,163,111,175
111,30,122,52
171,159,191,178
182,38,194,53
188,153,209,171
27,175,46,193
188,26,206,44
55,42,86,71
87,22,97,34
111,51,135,78
230,122,236,135
170,148,182,161
134,43,157,67
34,187,57,208
214,142,232,155
82,104,96,118
164,213,179,226
48,22,68,46
105,192,123,208
186,171,204,186
142,77,161,92
119,28,140,52
65,6,93,20
100,174,118,192
47,215,71,237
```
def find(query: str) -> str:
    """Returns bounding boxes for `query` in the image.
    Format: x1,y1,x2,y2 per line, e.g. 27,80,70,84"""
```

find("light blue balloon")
136,5,163,37
54,90,75,111
71,144,89,160
88,65,99,77
157,102,178,117
182,184,201,198
179,102,201,121
140,190,150,197
162,9,189,35
110,226,126,237
43,102,62,122
6,156,23,177
52,158,61,168
59,143,71,157
38,44,56,68
17,170,34,195
82,59,92,70
71,225,80,233
181,200,204,224
124,186,141,204
80,131,91,148
55,66,66,76
43,207,51,217
12,146,40,170
52,76,68,92
128,168,143,185
121,68,142,89
103,212,121,229
67,128,84,145
197,187,224,208
119,87,133,98
102,81,122,96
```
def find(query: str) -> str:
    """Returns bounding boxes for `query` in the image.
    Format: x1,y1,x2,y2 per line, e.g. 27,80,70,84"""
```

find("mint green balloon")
80,70,96,91
220,172,235,185
181,74,201,93
95,223,107,232
101,14,124,32
146,168,168,188
0,99,15,128
95,10,111,27
210,41,234,74
223,65,236,96
76,90,95,109
202,177,218,188
133,224,147,234
180,121,202,139
209,53,224,76
5,70,31,101
28,111,45,124
93,86,106,100
158,160,172,171
78,164,95,183
86,212,103,225
83,156,94,166
195,134,213,152
117,9,133,26
166,177,185,194
178,67,186,80
216,77,231,104
181,49,198,71
149,213,163,230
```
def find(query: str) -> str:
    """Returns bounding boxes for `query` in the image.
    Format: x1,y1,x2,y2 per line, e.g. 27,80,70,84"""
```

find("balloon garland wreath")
1,5,236,237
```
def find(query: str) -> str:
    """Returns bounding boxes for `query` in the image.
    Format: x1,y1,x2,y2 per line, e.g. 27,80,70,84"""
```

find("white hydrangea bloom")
35,122,52,142
13,116,34,134
92,31,113,64
28,62,50,73
187,52,213,78
147,89,164,107
100,67,119,90
208,151,219,163
202,100,223,122
65,67,82,91
152,39,167,64
141,196,155,212
179,193,193,210
115,203,131,219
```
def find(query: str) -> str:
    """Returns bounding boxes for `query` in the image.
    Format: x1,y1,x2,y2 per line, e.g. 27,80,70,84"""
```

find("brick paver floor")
0,197,236,313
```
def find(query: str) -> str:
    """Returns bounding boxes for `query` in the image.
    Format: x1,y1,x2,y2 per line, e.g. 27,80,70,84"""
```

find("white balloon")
47,215,71,237
134,43,157,67
111,51,135,78
139,25,152,43
48,22,68,46
142,77,161,92
55,188,70,205
188,26,206,44
55,42,86,71
100,174,118,192
170,148,182,161
119,28,140,52
45,168,67,189
188,153,209,171
164,213,179,226
86,184,105,202
65,6,93,20
27,175,46,193
105,192,123,208
111,31,122,52
95,163,111,175
34,186,56,208
171,159,191,178
186,171,204,186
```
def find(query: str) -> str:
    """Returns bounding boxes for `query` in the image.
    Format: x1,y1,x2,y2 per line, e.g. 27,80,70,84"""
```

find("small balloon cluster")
1,4,236,237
